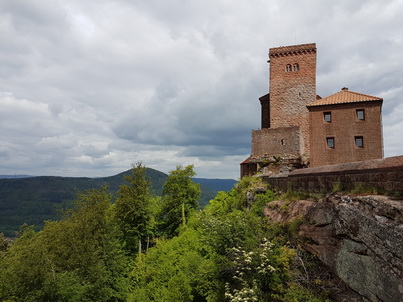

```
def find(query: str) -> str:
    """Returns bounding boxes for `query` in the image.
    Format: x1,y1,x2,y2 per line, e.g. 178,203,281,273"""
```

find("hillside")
0,169,236,237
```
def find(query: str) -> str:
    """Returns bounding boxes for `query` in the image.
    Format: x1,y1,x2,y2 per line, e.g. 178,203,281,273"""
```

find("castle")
241,43,383,177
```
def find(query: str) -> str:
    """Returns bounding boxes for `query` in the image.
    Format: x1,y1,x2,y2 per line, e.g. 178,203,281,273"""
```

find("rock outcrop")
265,194,403,302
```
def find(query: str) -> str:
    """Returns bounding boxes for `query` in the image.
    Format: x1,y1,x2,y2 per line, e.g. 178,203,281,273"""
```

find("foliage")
129,226,220,302
157,165,201,238
0,232,11,252
0,168,233,237
224,240,296,302
200,188,297,301
282,283,330,302
251,188,277,216
0,165,330,302
115,162,153,254
280,190,312,202
0,187,130,302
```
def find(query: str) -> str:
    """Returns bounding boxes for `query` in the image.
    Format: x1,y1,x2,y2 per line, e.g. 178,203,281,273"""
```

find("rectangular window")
326,137,335,149
324,112,331,123
356,109,365,120
355,136,364,148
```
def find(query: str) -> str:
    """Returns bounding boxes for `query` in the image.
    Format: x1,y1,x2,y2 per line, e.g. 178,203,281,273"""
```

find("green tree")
158,165,201,238
115,162,153,254
129,223,220,302
0,187,130,302
0,232,11,252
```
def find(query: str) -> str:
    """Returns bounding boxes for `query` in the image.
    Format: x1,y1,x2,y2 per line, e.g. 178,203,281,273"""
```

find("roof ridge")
345,90,382,99
307,89,382,107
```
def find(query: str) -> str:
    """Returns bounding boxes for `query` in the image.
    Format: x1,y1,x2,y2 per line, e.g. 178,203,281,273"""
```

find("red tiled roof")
240,157,251,164
307,88,382,107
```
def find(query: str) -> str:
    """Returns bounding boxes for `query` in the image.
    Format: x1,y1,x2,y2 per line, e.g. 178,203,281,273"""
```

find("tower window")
285,64,292,72
326,137,335,149
356,109,365,120
293,63,299,71
324,112,331,122
355,136,364,148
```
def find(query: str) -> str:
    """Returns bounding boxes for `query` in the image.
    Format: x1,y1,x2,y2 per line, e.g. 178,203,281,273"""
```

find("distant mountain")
0,168,236,237
192,178,237,207
0,174,34,179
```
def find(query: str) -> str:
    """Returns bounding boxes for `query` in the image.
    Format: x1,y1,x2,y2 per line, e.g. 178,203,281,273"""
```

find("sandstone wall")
263,156,403,195
269,43,317,156
251,126,301,157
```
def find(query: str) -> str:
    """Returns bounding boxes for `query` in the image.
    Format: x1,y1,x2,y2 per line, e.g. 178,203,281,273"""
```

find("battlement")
269,43,317,58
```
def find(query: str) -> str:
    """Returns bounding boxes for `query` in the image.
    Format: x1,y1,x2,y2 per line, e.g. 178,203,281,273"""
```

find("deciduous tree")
158,165,200,238
115,162,153,254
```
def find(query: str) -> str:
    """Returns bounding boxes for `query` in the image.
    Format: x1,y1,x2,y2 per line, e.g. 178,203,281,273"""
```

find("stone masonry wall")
262,155,403,195
251,126,300,157
269,43,317,156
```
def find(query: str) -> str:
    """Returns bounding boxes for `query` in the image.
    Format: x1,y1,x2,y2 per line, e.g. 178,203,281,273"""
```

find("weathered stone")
265,194,403,302
262,155,403,195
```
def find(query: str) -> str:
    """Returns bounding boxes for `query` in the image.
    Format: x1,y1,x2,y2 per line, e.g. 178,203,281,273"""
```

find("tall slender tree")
115,162,153,254
158,165,201,238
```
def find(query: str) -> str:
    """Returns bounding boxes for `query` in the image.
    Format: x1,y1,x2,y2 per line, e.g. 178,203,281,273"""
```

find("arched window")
293,63,299,71
285,64,292,72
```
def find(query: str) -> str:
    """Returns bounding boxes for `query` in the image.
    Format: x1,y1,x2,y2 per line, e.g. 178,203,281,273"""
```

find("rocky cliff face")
265,194,403,302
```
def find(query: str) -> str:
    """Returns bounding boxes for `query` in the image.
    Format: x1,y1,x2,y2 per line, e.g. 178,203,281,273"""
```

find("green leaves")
158,165,201,238
0,186,130,302
115,162,153,253
129,227,220,302
0,164,329,301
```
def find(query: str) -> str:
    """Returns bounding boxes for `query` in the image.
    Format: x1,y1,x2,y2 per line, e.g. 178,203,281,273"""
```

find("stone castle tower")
240,43,317,177
268,43,317,155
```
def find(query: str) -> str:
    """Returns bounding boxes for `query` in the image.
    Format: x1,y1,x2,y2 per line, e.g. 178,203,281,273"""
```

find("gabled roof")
307,88,383,107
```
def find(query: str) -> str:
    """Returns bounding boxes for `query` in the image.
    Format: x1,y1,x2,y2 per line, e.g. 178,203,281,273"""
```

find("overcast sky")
1,0,402,179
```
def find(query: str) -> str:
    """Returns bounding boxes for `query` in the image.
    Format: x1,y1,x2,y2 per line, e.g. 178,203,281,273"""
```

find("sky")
1,0,403,179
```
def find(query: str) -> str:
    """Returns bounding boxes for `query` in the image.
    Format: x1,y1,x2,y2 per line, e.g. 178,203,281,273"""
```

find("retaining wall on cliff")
262,155,403,194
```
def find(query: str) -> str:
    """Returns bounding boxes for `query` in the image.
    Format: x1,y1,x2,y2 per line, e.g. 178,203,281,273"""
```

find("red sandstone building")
240,43,383,177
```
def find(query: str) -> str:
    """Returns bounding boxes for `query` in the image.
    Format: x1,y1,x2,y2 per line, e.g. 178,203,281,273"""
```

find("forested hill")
0,168,236,237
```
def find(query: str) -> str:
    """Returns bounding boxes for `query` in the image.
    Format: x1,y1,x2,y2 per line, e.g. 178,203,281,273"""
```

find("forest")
0,163,330,302
0,169,235,237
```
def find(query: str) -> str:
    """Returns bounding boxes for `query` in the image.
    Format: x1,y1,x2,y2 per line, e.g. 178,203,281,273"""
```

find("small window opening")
285,64,292,72
280,139,284,145
356,109,365,121
293,63,299,71
355,136,364,148
324,112,332,123
326,137,335,149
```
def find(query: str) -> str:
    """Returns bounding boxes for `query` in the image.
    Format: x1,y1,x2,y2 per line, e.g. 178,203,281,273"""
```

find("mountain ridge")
0,168,236,237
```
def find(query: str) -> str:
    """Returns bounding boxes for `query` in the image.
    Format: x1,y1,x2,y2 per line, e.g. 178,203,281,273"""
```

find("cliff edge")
265,194,403,302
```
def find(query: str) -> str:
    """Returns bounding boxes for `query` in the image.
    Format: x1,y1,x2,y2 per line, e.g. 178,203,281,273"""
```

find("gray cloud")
0,0,402,179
